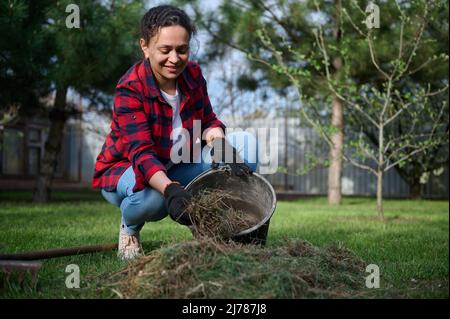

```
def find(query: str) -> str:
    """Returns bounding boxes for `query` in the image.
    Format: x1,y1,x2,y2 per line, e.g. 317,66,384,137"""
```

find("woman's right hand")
163,182,193,226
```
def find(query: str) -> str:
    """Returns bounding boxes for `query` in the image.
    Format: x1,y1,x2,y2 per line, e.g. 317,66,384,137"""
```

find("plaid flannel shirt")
92,59,226,192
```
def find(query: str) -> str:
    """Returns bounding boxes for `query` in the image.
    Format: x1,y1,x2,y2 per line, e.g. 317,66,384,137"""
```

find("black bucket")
185,166,277,246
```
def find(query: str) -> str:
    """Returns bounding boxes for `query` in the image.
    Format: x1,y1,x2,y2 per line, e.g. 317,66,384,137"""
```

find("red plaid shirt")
92,59,225,192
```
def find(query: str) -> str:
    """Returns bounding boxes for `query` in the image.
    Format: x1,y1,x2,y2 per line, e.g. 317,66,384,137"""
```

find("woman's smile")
165,65,178,73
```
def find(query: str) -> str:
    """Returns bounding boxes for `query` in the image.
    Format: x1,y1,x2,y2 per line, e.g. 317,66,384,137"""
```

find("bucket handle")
211,161,232,173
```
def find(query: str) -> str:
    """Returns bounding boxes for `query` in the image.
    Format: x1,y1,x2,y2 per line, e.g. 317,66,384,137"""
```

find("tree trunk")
328,94,344,205
33,85,69,203
328,0,344,205
376,170,384,221
394,164,423,199
377,121,385,221
284,105,289,191
409,179,422,200
408,165,424,199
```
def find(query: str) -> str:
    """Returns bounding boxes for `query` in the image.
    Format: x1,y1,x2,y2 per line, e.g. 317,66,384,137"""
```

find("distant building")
0,110,109,191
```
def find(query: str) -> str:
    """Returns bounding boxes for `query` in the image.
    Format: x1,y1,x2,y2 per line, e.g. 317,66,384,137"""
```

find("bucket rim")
185,166,277,237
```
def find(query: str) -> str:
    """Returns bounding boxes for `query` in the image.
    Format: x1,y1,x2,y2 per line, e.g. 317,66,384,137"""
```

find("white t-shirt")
161,88,201,163
160,88,182,143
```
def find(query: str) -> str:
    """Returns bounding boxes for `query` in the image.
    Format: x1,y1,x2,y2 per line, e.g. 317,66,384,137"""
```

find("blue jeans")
101,131,258,235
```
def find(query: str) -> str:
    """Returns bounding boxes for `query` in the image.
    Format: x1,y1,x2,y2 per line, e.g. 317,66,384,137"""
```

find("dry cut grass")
186,189,257,240
105,238,368,299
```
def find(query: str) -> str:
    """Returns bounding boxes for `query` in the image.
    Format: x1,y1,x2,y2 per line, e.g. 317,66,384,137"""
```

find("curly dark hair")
140,5,196,45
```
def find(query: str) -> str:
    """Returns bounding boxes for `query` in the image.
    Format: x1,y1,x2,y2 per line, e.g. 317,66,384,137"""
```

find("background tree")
180,0,448,202
180,0,366,205
345,1,449,199
32,0,144,202
314,0,448,218
0,0,54,123
204,52,259,122
1,0,145,202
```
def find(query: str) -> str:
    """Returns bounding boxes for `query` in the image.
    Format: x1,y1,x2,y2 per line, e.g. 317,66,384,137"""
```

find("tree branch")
345,155,378,175
367,33,390,80
385,141,442,172
252,0,302,43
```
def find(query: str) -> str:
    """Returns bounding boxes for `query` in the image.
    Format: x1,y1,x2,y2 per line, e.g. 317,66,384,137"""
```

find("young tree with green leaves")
179,0,448,206
313,0,448,218
179,0,363,205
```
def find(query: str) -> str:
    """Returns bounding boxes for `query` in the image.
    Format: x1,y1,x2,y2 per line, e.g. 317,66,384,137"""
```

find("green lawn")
0,191,448,298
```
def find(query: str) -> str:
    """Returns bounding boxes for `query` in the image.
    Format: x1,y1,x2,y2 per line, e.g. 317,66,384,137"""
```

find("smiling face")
140,25,190,91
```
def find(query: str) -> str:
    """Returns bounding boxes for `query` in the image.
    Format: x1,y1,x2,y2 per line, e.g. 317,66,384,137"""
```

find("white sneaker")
117,223,143,261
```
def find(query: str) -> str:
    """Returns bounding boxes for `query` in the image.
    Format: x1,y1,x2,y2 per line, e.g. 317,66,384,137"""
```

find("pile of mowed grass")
105,239,369,299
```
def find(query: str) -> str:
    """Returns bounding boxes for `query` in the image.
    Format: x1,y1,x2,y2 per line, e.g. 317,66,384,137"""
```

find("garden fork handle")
0,243,118,260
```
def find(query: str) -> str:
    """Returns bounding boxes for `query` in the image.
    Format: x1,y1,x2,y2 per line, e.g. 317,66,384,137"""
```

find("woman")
92,5,258,260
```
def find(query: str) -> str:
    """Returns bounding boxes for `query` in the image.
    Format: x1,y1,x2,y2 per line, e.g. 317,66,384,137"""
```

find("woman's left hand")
205,127,225,147
210,137,252,176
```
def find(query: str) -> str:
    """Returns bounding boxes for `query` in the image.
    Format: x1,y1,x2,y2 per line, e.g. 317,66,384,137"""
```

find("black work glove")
210,137,252,176
163,182,193,226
